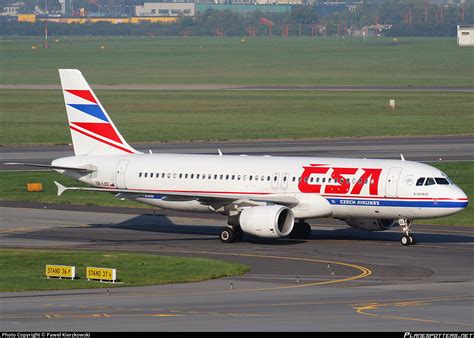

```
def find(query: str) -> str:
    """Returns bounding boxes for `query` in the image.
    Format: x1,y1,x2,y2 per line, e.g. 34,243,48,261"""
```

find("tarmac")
0,206,473,331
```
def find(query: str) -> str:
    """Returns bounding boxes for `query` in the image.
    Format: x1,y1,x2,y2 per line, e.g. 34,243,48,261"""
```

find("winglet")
54,181,67,197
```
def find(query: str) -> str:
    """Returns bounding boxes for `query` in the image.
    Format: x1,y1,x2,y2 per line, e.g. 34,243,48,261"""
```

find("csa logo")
298,164,382,196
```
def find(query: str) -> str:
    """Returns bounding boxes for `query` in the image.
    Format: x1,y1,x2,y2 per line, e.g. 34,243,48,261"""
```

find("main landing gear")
289,220,312,239
399,218,416,246
219,226,243,243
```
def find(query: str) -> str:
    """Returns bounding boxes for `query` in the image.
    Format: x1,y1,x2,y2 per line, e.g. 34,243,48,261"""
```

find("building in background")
1,2,24,16
457,25,474,46
135,1,195,17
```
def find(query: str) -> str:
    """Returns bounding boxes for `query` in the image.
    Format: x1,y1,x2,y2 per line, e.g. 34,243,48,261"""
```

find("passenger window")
232,175,235,180
173,173,177,179
214,174,218,180
322,178,325,183
144,173,148,178
150,173,153,178
292,177,295,182
283,176,287,182
156,173,159,177
310,177,314,183
220,174,224,180
425,178,435,186
162,173,165,178
179,174,182,179
139,172,142,178
416,177,425,186
243,175,247,181
185,174,188,179
249,175,253,181
267,176,271,181
197,174,200,179
226,175,229,180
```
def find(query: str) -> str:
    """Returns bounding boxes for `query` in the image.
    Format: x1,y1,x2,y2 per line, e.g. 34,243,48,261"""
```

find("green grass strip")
0,248,249,292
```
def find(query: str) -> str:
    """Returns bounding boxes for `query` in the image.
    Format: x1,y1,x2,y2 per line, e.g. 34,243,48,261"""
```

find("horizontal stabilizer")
5,162,95,172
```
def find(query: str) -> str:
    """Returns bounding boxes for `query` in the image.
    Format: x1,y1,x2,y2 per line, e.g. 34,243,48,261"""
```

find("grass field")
1,37,472,86
1,90,473,145
0,248,249,292
1,162,471,226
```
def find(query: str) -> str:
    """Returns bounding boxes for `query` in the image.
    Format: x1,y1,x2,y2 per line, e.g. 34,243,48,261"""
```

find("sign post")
86,267,117,283
45,265,75,280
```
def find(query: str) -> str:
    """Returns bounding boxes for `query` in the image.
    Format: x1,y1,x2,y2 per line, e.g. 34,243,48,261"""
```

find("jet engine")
344,218,397,232
233,205,295,238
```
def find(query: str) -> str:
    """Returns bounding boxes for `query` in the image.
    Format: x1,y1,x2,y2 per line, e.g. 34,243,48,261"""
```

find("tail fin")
59,69,138,156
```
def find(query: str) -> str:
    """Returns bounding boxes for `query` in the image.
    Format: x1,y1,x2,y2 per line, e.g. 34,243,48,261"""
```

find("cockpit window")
416,177,425,186
435,177,449,185
425,177,435,186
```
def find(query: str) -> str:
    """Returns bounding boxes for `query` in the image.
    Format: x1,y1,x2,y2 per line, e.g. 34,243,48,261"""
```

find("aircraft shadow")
309,227,474,244
86,213,303,245
86,213,473,246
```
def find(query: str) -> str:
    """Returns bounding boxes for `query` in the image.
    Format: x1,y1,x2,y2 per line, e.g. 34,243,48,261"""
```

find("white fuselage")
53,153,468,220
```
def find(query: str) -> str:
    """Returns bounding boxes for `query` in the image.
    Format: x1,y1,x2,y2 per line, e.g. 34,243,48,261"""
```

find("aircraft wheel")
219,227,236,243
302,222,312,239
401,235,411,246
409,235,416,245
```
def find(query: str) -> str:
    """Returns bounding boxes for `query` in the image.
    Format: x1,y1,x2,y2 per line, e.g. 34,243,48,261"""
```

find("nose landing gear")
399,218,416,246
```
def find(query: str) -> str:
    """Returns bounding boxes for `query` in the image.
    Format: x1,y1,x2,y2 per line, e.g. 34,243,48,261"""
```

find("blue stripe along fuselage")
327,198,468,208
140,194,467,209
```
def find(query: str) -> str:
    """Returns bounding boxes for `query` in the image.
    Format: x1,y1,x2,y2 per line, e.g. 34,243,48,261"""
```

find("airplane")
8,69,469,246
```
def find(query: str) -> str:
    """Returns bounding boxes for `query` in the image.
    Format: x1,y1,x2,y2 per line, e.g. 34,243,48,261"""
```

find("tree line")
1,0,472,37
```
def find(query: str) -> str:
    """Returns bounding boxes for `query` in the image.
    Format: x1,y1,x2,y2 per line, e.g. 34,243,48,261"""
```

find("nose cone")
449,185,469,212
456,186,469,207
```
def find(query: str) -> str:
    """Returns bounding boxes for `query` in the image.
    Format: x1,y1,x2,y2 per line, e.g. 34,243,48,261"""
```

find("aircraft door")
115,159,130,189
385,167,402,198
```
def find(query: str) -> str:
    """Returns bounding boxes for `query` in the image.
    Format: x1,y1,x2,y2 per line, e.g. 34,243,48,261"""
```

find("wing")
54,181,299,208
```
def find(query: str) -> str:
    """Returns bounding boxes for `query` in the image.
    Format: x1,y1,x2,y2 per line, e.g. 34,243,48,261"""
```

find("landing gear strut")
289,220,312,239
219,226,243,243
399,218,416,246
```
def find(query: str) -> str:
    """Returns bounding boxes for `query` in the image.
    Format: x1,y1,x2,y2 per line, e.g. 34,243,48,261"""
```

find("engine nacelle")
237,205,295,238
344,218,397,232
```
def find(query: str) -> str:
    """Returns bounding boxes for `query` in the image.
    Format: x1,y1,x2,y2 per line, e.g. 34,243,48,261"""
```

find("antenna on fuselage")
218,149,223,156
400,154,405,161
